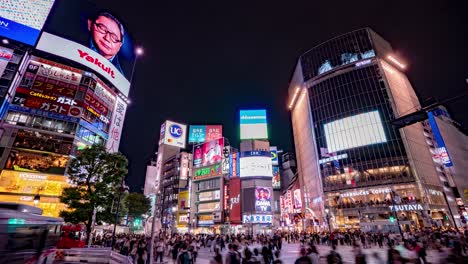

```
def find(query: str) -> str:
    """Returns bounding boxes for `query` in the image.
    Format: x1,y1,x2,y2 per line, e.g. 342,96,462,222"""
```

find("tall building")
0,1,134,216
288,28,453,231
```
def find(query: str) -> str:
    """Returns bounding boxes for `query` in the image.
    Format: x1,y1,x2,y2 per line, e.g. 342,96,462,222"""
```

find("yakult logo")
169,124,183,138
78,49,115,79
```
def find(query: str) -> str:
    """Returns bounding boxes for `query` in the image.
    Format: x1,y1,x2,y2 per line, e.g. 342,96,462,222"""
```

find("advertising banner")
255,187,272,212
243,214,272,224
143,165,158,196
40,0,137,96
180,152,190,180
293,189,303,209
193,144,203,167
161,120,187,148
222,146,230,175
240,109,268,140
198,190,220,202
0,46,14,78
230,152,238,178
428,111,453,167
188,125,206,143
193,164,222,181
105,96,127,153
286,190,293,213
198,214,214,225
272,166,281,189
270,146,278,166
206,125,223,142
0,0,55,45
229,178,241,224
178,191,189,211
201,138,224,167
0,170,68,196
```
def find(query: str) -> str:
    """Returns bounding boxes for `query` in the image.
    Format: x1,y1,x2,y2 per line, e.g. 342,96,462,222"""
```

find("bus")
0,202,63,264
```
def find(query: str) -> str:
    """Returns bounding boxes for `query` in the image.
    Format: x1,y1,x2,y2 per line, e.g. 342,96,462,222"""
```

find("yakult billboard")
37,0,137,96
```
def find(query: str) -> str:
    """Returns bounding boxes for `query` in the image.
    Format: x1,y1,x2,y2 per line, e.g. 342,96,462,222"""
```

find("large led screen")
37,0,136,96
0,0,55,45
239,156,273,177
324,110,387,152
240,109,268,140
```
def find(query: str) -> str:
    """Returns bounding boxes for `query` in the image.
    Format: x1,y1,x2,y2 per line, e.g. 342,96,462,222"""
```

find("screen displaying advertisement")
193,144,203,167
0,46,14,77
161,120,187,148
188,125,206,143
229,178,241,224
143,165,158,196
255,187,272,212
272,166,281,189
193,163,222,181
293,189,303,209
201,138,224,167
38,0,137,96
5,149,69,175
428,111,453,167
179,152,190,180
324,110,387,152
0,170,68,197
240,109,268,140
197,214,214,225
239,156,273,177
105,96,127,153
178,190,189,210
270,146,278,166
198,190,221,202
0,0,55,45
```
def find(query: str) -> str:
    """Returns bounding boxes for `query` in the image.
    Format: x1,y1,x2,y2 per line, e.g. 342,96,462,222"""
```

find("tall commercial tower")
0,1,135,216
287,28,455,231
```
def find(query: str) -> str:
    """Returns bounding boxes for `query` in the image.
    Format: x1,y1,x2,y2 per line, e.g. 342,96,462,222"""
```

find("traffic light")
389,216,395,223
444,215,449,221
133,218,141,227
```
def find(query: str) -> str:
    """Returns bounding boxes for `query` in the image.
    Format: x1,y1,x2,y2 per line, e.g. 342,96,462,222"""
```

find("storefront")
0,170,68,216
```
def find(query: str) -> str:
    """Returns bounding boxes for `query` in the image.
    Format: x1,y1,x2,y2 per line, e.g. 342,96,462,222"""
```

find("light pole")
325,208,331,232
111,178,128,247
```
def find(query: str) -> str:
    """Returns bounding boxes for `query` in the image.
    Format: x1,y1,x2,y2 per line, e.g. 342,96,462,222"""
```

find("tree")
123,192,151,219
59,144,128,244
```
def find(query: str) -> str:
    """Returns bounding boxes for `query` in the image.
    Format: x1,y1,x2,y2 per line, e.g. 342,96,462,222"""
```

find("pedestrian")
155,239,165,263
307,245,320,264
226,243,241,264
353,243,367,264
210,248,223,264
326,245,343,264
295,247,312,264
176,243,191,264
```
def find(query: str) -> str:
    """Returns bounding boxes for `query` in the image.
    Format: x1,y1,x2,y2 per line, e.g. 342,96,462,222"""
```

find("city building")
0,1,134,216
287,28,453,231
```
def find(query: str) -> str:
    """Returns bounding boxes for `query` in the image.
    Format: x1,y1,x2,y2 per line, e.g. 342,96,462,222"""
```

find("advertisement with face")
293,189,303,209
0,0,55,45
38,0,136,96
255,187,272,212
229,178,241,224
202,138,224,167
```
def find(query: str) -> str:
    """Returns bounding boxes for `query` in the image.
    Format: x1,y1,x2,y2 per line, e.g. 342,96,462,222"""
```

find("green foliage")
59,144,128,242
123,192,151,218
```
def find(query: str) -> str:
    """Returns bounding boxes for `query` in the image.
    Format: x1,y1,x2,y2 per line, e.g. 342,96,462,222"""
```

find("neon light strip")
288,87,301,109
387,55,406,69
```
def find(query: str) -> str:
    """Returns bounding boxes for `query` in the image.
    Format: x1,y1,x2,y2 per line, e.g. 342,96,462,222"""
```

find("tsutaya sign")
389,204,424,212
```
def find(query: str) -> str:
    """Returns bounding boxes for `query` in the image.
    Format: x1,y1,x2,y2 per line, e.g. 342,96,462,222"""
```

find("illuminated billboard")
272,166,281,189
193,138,224,168
255,187,272,212
160,120,187,148
293,189,303,209
0,0,55,45
0,46,14,78
270,146,278,166
0,170,68,197
105,97,127,152
193,163,222,181
240,109,268,140
324,110,387,152
243,214,272,224
229,178,241,224
38,0,137,96
239,151,272,177
188,125,222,143
5,149,69,175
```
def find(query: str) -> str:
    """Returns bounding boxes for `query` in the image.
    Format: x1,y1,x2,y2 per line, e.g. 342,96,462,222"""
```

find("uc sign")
169,124,183,138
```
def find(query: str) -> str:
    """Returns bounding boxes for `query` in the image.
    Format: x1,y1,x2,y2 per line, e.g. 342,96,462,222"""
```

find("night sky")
90,0,468,192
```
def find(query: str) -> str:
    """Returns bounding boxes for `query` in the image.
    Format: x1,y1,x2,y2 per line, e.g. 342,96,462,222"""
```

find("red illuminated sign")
229,178,241,224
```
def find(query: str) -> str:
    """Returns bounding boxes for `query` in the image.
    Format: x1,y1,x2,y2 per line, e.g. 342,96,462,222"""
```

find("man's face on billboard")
89,15,123,59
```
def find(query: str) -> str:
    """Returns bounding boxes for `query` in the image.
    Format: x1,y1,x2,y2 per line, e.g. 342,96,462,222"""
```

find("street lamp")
325,208,331,232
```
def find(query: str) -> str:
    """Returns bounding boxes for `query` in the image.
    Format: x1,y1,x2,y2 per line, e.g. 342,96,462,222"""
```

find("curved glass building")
287,28,453,231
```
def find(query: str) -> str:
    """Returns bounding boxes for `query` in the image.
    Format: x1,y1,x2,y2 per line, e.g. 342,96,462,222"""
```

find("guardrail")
55,247,133,264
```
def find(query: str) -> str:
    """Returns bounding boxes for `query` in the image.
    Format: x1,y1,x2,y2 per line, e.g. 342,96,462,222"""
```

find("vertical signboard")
229,178,241,224
428,111,453,167
272,166,281,189
105,96,127,153
293,189,303,209
222,146,230,175
180,152,190,180
270,146,278,166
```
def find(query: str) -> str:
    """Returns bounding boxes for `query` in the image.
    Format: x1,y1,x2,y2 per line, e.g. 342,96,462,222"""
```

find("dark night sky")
91,0,468,192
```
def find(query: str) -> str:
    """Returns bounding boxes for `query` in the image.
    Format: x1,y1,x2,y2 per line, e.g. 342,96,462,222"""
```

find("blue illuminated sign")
0,16,41,46
188,125,206,143
428,111,453,167
169,124,183,138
